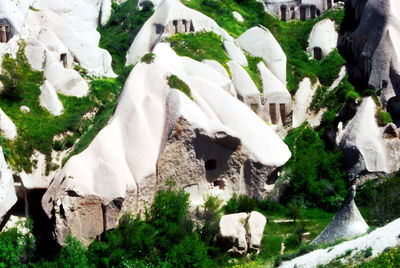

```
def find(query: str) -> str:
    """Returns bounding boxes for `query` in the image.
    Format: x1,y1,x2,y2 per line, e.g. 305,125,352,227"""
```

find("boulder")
223,40,247,67
0,108,17,140
312,185,369,245
20,106,30,113
338,0,400,105
236,25,286,84
232,11,244,22
42,43,291,244
216,211,267,256
0,146,17,224
202,59,230,79
39,80,64,116
336,97,400,175
307,19,338,59
248,211,266,253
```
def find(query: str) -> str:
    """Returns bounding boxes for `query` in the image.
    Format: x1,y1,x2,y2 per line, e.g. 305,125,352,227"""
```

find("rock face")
336,97,400,175
39,80,63,116
216,211,266,256
307,19,338,60
281,217,400,268
42,43,291,245
312,186,369,245
265,0,336,21
339,0,400,105
0,146,17,224
0,108,17,140
237,26,286,84
223,40,248,67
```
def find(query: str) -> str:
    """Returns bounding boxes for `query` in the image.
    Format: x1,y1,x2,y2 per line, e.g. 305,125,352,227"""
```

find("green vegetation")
377,108,393,126
279,124,347,211
244,55,263,92
141,52,156,64
356,246,400,268
167,75,193,100
98,0,154,81
356,172,400,226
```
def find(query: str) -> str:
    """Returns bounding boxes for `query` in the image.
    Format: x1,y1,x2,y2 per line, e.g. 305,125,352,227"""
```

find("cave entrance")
269,103,277,124
60,53,67,68
387,96,400,126
327,0,332,9
300,6,306,21
314,47,323,60
0,24,11,43
280,5,287,21
205,159,217,171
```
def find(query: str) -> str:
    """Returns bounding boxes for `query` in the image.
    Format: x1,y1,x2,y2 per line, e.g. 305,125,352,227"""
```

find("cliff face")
339,0,400,106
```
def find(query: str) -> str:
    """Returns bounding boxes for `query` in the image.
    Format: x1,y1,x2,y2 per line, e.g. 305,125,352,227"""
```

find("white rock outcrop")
232,11,244,22
0,146,17,223
336,97,400,175
307,19,338,59
223,40,247,67
216,211,267,256
236,25,286,84
202,59,230,80
42,43,291,245
0,108,17,140
126,0,233,65
39,80,63,116
281,218,400,268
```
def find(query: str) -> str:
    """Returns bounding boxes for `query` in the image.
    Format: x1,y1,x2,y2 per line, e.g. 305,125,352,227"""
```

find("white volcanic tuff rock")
0,146,17,222
236,25,287,84
217,211,267,256
257,61,291,124
312,186,368,245
39,80,63,116
307,19,338,59
340,0,400,104
292,77,322,128
0,108,17,140
232,11,244,22
223,41,248,67
227,60,260,112
126,0,234,65
281,218,400,268
202,59,230,80
42,43,291,244
0,0,33,34
336,97,400,175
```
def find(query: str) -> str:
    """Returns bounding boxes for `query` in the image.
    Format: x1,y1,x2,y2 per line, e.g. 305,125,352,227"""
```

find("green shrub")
286,198,304,223
58,235,89,268
356,246,400,267
377,108,392,126
141,53,155,64
167,75,193,100
284,234,301,250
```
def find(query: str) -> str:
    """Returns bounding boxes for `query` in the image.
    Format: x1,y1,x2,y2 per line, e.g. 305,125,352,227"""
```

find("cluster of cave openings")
0,23,12,43
269,103,287,124
171,19,195,34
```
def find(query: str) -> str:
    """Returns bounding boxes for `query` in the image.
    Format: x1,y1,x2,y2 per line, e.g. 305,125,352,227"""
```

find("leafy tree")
286,198,304,223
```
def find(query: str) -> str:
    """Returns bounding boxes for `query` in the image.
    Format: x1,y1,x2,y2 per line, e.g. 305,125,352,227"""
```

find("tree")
287,198,304,223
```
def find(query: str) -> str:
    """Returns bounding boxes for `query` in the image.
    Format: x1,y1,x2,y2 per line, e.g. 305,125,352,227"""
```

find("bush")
286,198,304,223
58,235,89,268
167,75,193,100
141,53,155,64
377,108,392,126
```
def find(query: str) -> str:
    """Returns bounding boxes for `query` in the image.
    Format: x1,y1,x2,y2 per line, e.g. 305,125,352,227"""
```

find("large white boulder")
223,40,247,67
307,19,338,59
236,25,286,84
218,213,249,256
0,108,17,140
336,97,400,175
248,211,267,253
202,59,230,79
42,43,291,245
39,80,63,116
0,146,17,222
126,0,234,65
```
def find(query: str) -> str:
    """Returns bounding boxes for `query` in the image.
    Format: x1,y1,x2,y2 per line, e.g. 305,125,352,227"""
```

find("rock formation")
312,185,369,245
215,211,266,256
42,43,291,245
307,19,338,60
0,146,17,225
338,0,400,106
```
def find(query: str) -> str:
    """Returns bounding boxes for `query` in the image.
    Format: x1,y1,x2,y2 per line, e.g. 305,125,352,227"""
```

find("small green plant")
141,53,155,64
167,75,193,100
376,108,392,126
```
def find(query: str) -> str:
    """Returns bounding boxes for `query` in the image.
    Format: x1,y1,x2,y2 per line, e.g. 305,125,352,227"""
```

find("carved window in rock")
0,24,12,43
300,6,307,21
213,180,225,190
60,53,67,68
280,103,286,124
270,103,277,124
280,5,287,21
381,80,388,89
314,47,323,60
310,5,316,19
173,20,178,33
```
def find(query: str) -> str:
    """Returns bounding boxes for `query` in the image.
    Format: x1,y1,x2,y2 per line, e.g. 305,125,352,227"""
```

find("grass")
167,75,193,100
0,45,121,173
